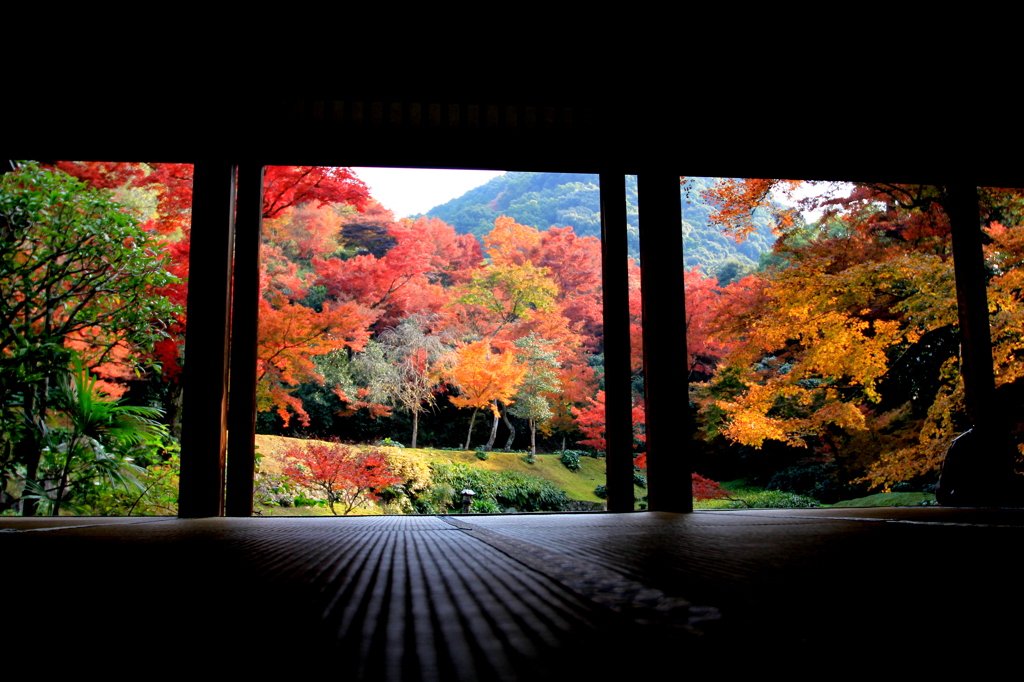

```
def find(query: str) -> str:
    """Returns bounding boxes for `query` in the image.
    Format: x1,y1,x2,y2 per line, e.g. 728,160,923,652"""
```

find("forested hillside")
8,159,1022,517
420,172,777,281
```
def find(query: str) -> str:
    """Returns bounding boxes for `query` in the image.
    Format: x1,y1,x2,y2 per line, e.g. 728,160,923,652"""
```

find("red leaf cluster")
691,473,729,501
282,440,401,515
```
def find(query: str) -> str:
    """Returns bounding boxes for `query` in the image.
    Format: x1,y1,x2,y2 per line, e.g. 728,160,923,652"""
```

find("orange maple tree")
257,290,375,427
446,339,528,450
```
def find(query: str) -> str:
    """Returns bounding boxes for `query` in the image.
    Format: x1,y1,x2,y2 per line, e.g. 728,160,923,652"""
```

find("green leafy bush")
559,450,581,472
294,493,320,507
766,464,840,503
471,497,501,513
415,461,569,513
594,484,608,499
475,449,490,461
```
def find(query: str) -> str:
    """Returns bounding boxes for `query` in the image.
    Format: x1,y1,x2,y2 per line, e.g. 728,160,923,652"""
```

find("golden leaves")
445,340,527,416
700,248,956,451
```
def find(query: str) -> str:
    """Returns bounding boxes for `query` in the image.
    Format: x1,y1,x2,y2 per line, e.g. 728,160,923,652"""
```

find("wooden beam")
600,172,635,512
947,183,995,430
226,165,264,517
178,164,236,517
638,173,691,512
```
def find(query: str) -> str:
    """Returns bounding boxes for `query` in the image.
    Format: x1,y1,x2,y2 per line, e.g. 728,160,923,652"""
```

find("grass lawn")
255,503,382,517
694,480,937,509
415,449,610,503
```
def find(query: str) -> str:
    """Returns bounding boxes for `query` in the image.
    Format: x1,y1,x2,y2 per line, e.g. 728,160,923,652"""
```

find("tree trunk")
19,383,42,516
464,408,479,451
530,419,537,456
411,410,419,449
502,407,516,451
166,382,184,441
484,400,500,451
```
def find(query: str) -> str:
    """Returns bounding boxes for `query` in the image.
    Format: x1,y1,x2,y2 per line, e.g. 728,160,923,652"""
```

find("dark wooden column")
178,164,236,517
600,172,635,512
637,172,691,512
947,183,996,430
226,165,264,517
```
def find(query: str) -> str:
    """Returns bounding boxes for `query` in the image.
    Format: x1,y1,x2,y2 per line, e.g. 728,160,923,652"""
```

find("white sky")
350,169,853,225
351,167,507,218
771,180,856,222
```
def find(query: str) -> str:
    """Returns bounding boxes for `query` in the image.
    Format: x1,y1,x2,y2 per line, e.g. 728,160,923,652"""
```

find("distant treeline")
420,172,778,283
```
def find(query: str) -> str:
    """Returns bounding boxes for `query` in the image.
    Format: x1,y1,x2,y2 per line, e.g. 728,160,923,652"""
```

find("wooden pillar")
637,172,691,512
178,164,236,517
600,172,635,512
226,165,264,517
947,183,995,431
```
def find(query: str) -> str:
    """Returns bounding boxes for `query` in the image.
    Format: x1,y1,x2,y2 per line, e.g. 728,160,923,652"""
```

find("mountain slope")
420,172,777,277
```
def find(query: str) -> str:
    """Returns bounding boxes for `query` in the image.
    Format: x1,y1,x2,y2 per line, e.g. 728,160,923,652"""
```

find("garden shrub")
766,463,841,503
692,472,729,501
254,472,291,507
471,497,501,513
633,472,647,489
379,451,431,491
559,450,581,472
594,484,608,499
413,484,456,514
416,461,569,513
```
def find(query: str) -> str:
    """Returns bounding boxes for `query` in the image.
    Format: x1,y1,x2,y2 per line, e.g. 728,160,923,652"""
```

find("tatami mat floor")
2,508,1020,677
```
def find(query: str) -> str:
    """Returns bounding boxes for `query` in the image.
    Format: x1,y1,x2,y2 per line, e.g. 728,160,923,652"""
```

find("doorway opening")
252,167,613,516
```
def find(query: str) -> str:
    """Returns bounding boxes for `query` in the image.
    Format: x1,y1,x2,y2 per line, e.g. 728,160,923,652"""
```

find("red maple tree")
691,473,730,501
570,390,647,464
282,440,401,515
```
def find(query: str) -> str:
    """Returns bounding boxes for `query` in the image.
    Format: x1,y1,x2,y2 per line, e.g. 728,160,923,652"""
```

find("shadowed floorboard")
2,509,1021,677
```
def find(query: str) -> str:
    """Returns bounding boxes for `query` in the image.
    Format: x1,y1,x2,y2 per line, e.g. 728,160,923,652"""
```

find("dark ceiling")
8,74,1020,187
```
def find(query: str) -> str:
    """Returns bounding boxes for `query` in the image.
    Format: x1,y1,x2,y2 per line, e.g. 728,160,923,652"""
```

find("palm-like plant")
28,360,167,516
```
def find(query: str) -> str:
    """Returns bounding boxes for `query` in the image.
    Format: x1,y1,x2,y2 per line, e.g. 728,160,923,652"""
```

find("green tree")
356,315,454,448
509,334,562,455
0,162,180,514
27,360,167,516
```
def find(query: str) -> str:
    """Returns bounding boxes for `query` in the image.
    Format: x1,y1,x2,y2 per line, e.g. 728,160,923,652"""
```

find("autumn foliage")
54,158,1021,504
446,340,528,450
684,177,1024,493
282,440,401,515
691,473,729,501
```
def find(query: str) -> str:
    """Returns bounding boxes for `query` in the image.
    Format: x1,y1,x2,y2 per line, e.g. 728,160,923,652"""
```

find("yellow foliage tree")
697,226,961,487
445,340,527,451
